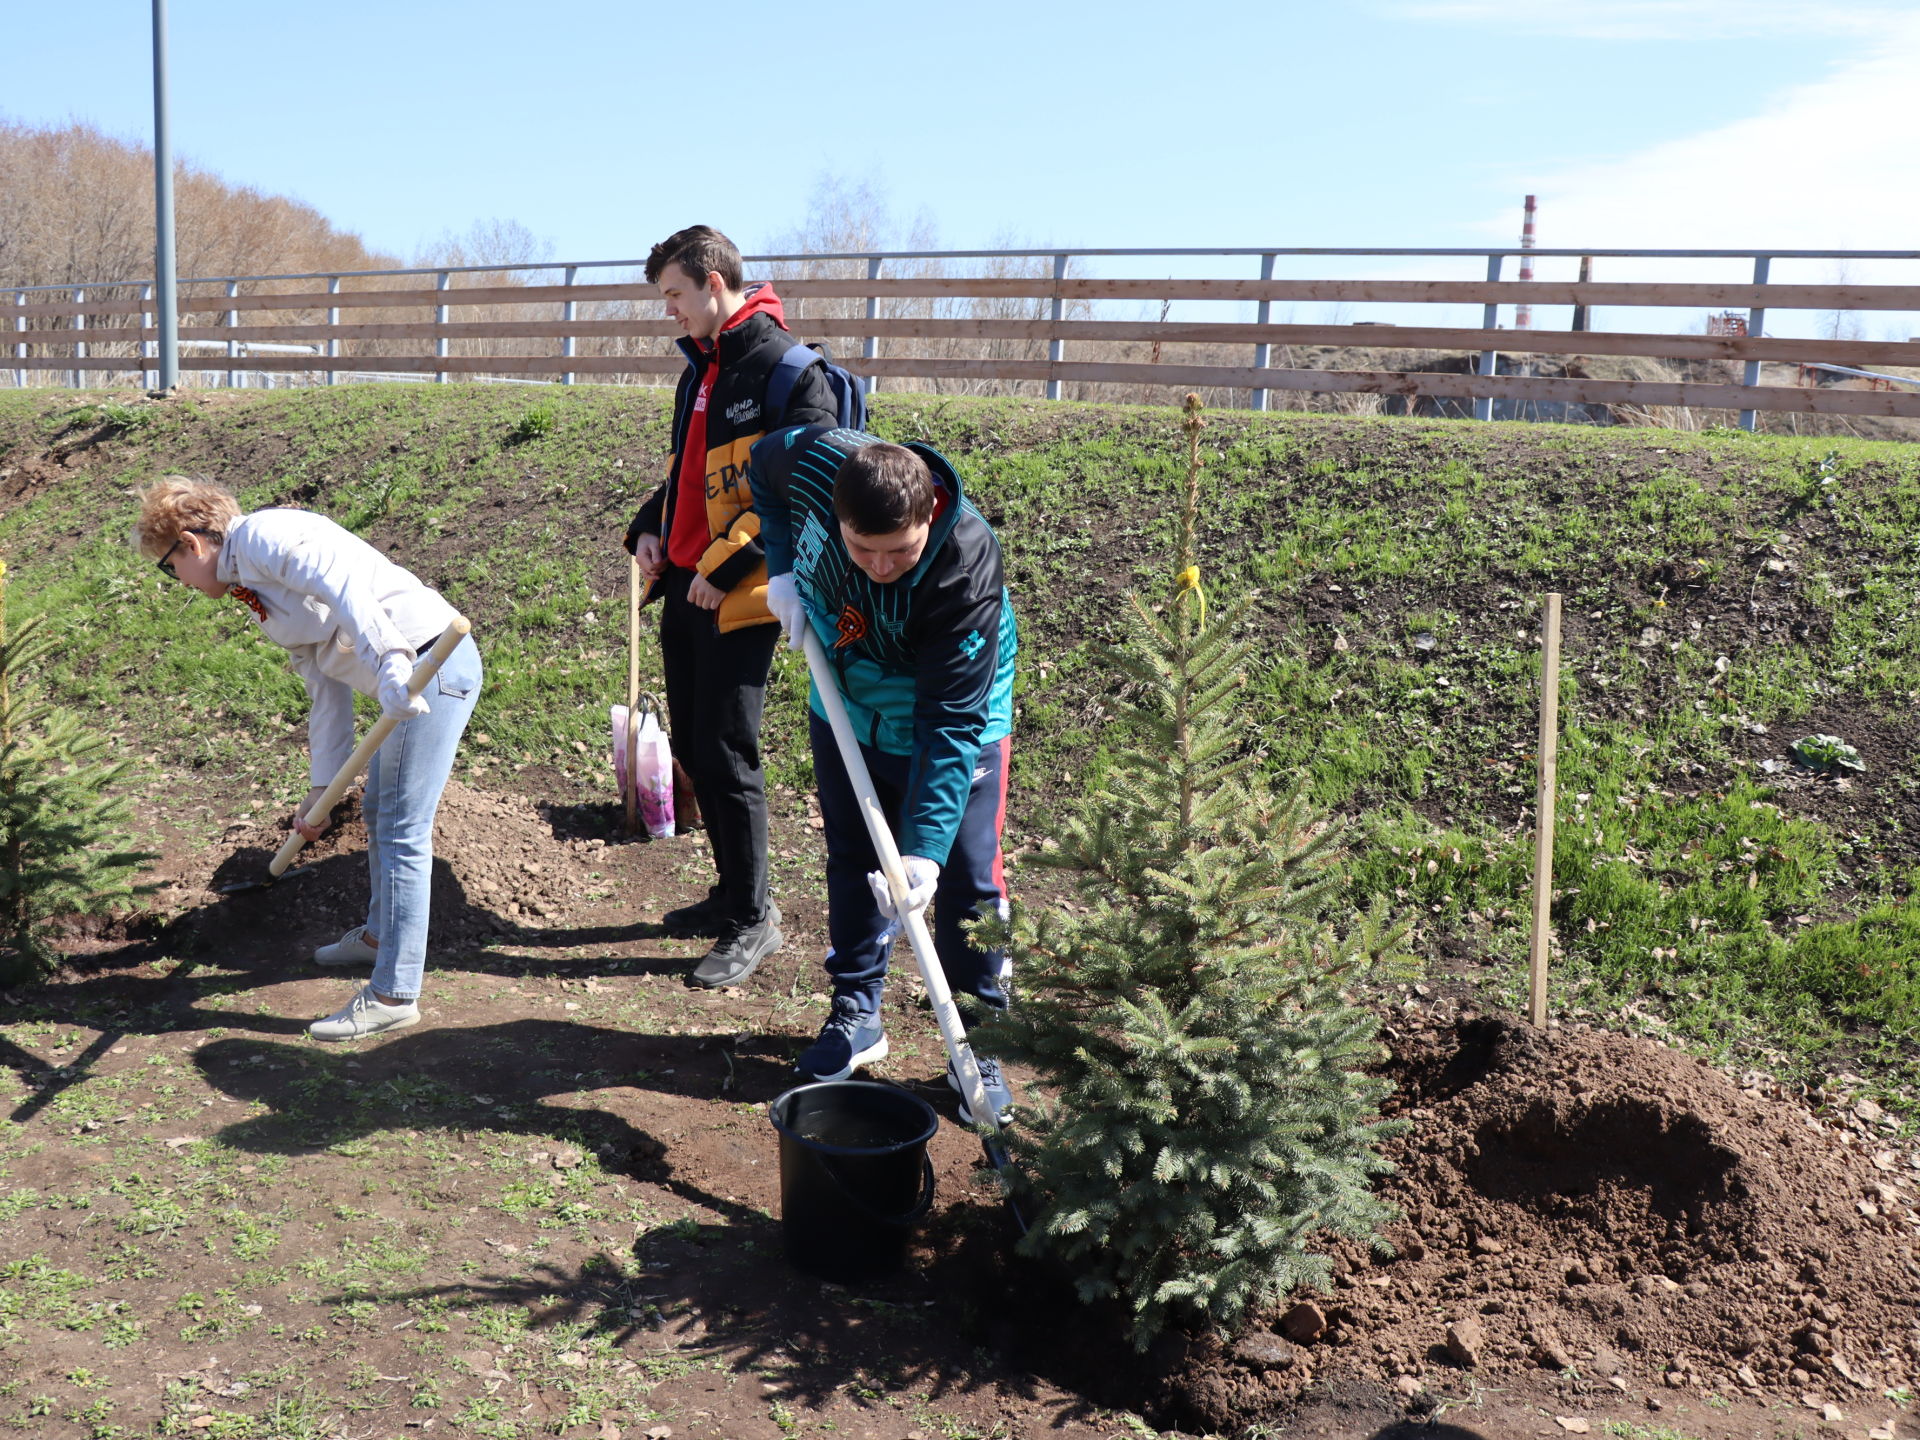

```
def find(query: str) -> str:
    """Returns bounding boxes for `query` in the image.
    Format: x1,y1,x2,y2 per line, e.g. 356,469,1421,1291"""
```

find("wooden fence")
9,260,1920,424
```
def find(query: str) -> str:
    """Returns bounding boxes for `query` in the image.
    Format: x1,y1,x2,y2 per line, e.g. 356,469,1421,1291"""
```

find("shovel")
799,628,1025,1230
219,619,471,894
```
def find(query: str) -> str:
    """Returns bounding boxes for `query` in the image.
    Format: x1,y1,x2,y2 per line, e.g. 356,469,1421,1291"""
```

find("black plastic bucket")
768,1080,938,1283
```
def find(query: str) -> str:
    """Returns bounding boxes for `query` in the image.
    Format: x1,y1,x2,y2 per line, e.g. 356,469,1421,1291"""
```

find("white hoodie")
216,508,457,785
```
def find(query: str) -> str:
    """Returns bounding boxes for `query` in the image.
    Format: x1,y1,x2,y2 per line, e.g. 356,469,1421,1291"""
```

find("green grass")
4,386,1920,1108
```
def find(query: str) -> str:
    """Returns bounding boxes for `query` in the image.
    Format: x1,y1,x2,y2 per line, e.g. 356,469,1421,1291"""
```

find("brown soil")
1161,1005,1920,1434
7,778,1917,1440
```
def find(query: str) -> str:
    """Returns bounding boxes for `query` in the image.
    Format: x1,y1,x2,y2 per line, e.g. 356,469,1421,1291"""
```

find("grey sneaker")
309,985,419,1041
313,924,378,967
689,913,782,989
947,1054,1016,1126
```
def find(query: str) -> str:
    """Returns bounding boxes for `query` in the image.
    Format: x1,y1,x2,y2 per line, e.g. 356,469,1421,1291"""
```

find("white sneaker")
313,925,378,967
309,985,419,1041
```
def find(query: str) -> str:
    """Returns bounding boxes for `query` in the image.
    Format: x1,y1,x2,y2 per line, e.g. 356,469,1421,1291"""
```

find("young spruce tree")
975,396,1411,1350
0,561,152,985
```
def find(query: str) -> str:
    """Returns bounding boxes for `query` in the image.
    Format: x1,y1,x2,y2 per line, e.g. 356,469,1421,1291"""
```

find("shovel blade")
215,863,315,896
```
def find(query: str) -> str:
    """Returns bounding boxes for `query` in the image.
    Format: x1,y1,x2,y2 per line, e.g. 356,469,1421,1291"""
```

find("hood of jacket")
886,442,969,593
674,282,790,369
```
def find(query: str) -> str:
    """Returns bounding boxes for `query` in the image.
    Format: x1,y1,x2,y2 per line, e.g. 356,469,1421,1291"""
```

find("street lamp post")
151,0,179,392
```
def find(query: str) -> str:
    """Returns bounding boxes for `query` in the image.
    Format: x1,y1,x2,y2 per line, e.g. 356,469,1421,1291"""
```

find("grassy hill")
3,384,1918,1105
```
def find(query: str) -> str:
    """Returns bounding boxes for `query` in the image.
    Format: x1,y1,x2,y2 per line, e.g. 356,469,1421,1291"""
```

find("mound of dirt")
1169,1010,1920,1431
187,777,662,952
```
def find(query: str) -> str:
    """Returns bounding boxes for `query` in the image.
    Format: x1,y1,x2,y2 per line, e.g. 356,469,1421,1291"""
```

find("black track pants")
658,567,779,925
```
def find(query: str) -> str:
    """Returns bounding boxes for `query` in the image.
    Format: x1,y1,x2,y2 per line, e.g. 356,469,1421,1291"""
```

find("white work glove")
765,572,806,651
867,856,939,923
375,651,430,720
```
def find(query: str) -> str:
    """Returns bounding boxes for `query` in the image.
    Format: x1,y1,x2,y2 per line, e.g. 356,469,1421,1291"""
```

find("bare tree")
1,118,406,385
1823,259,1864,343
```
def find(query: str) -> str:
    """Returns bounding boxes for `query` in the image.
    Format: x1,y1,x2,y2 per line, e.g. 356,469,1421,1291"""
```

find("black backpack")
764,341,868,431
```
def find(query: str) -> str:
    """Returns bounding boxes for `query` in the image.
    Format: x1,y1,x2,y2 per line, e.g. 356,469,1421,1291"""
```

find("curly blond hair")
132,477,242,562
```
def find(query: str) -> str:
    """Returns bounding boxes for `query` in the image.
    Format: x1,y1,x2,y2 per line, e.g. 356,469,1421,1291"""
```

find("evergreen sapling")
974,396,1413,1350
0,561,153,984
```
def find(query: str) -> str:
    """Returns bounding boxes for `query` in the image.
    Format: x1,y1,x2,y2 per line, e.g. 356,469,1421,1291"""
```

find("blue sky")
6,1,1917,337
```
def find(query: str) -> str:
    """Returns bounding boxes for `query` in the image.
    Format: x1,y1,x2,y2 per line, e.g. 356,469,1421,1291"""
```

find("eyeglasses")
156,530,207,579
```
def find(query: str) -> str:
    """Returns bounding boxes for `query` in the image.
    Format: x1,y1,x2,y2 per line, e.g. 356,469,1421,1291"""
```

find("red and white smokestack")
1516,193,1537,330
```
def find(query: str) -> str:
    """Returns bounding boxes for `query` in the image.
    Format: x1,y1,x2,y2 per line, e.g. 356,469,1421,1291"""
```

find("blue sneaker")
795,996,888,1081
947,1054,1016,1125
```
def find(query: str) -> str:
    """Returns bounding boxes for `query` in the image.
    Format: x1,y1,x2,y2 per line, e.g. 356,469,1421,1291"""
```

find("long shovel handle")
625,555,642,835
800,629,1007,1149
268,618,471,878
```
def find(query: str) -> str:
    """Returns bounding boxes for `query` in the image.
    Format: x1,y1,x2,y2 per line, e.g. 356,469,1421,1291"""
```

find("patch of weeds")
62,1394,117,1433
99,1244,158,1281
107,1173,194,1238
453,1395,522,1439
507,403,558,445
1792,731,1866,773
330,1296,379,1328
404,1295,455,1333
0,1256,94,1330
467,1305,531,1345
218,1207,282,1261
912,1407,1013,1440
332,1229,427,1279
1599,1423,1706,1440
496,1180,558,1218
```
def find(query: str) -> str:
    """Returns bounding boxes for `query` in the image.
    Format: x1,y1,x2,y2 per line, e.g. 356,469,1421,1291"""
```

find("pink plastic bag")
610,694,675,839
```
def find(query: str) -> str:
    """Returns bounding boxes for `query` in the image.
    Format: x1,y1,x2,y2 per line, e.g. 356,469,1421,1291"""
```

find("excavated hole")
1464,1095,1746,1230
1383,1016,1504,1108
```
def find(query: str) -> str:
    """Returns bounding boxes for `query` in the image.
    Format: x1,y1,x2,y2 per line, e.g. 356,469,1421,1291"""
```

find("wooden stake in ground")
1528,592,1563,1028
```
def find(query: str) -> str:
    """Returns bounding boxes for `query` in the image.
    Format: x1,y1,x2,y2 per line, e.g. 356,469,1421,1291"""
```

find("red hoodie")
666,285,791,571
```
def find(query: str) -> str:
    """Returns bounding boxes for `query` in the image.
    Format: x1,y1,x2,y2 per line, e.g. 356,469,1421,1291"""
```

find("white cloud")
1457,13,1920,336
1390,0,1904,40
1499,12,1920,249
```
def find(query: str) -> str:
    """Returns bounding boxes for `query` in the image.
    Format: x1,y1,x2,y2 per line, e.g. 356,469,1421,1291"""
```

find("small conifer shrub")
0,562,153,984
976,397,1412,1350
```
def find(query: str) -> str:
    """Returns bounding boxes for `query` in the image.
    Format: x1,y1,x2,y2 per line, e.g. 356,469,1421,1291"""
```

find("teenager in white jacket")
135,477,482,1040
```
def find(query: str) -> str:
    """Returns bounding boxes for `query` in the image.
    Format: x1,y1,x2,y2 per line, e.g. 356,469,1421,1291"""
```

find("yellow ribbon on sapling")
1175,563,1207,631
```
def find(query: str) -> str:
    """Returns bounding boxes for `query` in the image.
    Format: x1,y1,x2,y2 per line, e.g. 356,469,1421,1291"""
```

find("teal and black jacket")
751,425,1017,866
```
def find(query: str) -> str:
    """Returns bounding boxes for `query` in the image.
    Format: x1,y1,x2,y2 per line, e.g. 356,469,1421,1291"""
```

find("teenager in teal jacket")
752,426,1017,1122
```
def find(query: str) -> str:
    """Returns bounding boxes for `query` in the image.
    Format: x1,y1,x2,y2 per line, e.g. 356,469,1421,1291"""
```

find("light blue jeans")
362,634,482,1001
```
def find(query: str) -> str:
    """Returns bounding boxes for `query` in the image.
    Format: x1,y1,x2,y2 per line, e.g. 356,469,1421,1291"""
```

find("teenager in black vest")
622,226,837,987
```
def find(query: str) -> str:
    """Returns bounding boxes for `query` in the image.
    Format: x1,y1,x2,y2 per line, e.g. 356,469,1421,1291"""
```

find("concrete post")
1473,255,1503,421
1739,256,1771,432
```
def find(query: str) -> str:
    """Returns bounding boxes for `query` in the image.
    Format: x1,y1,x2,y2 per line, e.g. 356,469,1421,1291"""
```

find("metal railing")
8,246,1920,429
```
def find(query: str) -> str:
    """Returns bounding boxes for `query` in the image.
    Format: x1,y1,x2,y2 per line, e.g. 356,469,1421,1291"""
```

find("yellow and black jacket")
627,284,837,632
